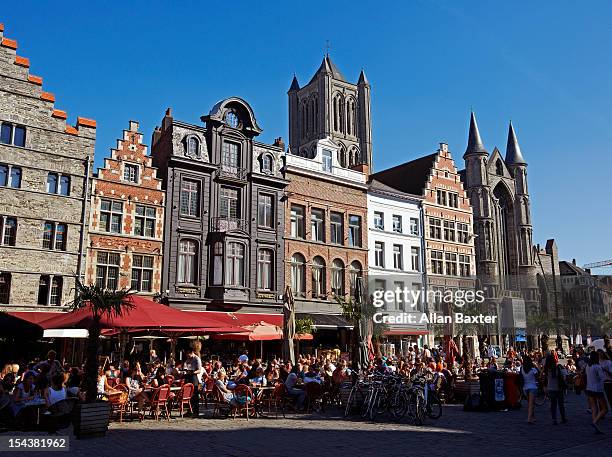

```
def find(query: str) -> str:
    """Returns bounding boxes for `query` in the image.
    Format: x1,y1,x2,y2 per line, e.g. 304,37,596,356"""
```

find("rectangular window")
222,142,240,168
457,223,469,244
330,212,344,245
322,149,332,172
100,199,123,233
123,163,139,183
0,123,11,144
394,281,405,310
374,241,385,267
219,186,239,218
0,165,6,186
0,166,22,188
0,217,17,246
134,205,156,237
393,244,403,270
410,217,419,236
429,218,441,239
431,250,443,275
96,251,121,290
0,273,10,304
445,252,457,276
449,192,459,208
411,247,420,271
225,242,245,286
43,222,54,249
59,176,70,196
392,215,402,233
257,249,273,290
178,240,197,284
49,277,62,306
311,208,325,242
55,223,67,251
373,211,384,230
131,255,154,292
459,254,471,277
47,173,58,194
180,179,200,217
290,205,305,238
258,194,274,228
443,220,456,242
436,190,447,206
348,215,361,247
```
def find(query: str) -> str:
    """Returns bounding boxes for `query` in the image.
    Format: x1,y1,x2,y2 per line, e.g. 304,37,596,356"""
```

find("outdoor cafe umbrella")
283,285,296,364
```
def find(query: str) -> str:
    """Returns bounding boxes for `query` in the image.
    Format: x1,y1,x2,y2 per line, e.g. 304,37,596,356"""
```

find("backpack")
574,369,587,392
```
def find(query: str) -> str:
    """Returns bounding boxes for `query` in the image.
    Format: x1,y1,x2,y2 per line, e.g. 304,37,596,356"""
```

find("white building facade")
367,179,427,353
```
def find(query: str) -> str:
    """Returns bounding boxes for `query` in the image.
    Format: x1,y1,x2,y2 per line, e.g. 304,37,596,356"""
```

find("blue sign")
516,329,526,342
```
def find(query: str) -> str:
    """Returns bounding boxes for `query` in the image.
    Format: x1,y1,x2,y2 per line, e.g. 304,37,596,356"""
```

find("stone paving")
4,392,612,457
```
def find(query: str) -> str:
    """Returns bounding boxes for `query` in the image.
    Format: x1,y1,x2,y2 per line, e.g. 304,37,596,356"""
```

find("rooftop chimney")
273,137,285,151
572,259,576,265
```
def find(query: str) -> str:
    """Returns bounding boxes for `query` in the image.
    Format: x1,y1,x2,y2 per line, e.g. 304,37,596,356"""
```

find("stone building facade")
461,113,537,338
0,23,96,311
85,121,164,297
151,98,288,314
285,57,370,349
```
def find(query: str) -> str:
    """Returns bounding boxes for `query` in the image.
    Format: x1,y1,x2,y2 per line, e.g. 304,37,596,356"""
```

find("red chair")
202,378,215,408
146,385,171,421
231,384,255,420
174,383,194,418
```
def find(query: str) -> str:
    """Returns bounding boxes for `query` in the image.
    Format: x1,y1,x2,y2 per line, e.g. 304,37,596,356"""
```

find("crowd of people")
1,339,611,432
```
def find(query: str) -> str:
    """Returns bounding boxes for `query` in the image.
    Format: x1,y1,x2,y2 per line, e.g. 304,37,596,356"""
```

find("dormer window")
186,136,200,157
261,154,273,174
225,110,239,128
123,163,139,183
322,149,332,172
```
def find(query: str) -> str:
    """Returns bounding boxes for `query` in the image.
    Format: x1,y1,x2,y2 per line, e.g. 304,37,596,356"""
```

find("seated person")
303,366,321,384
151,367,169,387
249,367,267,387
12,372,36,414
214,370,236,405
44,373,66,408
284,366,306,410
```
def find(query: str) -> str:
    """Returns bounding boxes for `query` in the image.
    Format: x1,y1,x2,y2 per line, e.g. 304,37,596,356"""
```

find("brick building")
0,23,96,311
372,143,476,343
86,121,164,297
285,57,370,349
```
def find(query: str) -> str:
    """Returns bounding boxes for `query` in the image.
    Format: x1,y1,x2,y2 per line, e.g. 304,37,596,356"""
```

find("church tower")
288,56,373,172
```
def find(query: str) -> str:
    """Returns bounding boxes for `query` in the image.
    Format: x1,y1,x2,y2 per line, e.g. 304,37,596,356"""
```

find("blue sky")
3,1,611,269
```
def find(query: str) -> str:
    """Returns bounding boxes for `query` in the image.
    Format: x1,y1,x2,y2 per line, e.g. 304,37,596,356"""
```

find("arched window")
311,256,326,298
338,96,345,133
349,260,362,298
291,253,306,297
257,249,273,291
261,154,273,173
187,136,200,156
225,242,245,286
331,259,345,296
338,146,347,168
178,239,197,284
496,159,504,176
314,97,319,131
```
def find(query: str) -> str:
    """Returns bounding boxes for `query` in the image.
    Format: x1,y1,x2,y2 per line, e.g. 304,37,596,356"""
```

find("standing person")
599,350,612,410
184,348,202,417
544,353,567,425
521,355,539,424
586,351,608,434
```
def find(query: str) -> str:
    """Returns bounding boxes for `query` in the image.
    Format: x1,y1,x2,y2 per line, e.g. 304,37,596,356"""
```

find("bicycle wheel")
414,390,426,425
360,388,373,419
344,386,362,418
427,391,442,419
389,390,408,422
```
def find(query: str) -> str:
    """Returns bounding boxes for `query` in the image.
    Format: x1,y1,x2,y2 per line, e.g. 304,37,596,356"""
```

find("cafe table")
251,386,275,418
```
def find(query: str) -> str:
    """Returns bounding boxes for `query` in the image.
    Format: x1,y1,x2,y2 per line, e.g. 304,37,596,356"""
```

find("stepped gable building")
0,23,96,311
460,113,537,337
151,98,288,318
86,121,164,297
285,57,370,349
372,143,476,335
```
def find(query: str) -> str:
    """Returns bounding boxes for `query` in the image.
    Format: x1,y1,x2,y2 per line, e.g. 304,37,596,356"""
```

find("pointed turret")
505,121,526,165
308,55,346,84
358,69,369,86
464,111,488,158
288,74,300,92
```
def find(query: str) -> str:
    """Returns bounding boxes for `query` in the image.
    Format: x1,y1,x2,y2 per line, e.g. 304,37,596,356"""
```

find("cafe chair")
108,386,130,423
146,385,171,421
231,385,254,420
174,383,194,418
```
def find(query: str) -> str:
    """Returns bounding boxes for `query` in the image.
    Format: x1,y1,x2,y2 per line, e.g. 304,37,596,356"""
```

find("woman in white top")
44,373,66,408
586,351,608,434
521,355,538,424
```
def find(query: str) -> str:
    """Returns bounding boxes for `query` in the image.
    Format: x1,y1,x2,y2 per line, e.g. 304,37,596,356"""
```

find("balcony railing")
211,217,249,232
216,164,248,181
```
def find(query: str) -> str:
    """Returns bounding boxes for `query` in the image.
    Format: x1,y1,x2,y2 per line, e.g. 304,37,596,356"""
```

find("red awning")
182,311,283,327
212,322,283,341
41,296,243,332
6,312,64,325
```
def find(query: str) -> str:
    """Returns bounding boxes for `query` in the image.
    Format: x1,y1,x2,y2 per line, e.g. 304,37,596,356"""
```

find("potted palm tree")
69,281,133,438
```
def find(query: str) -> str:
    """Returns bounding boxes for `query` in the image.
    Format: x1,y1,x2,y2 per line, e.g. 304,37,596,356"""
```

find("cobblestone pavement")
4,392,612,457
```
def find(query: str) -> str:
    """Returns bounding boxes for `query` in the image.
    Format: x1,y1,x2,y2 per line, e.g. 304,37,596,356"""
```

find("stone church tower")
288,55,373,172
462,112,539,326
